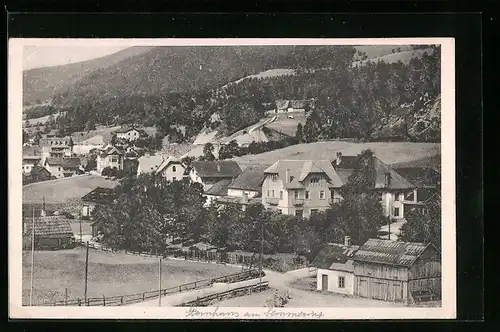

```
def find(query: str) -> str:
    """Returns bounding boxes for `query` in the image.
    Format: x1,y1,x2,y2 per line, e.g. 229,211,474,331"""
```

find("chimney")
384,172,392,187
344,236,351,247
336,152,342,165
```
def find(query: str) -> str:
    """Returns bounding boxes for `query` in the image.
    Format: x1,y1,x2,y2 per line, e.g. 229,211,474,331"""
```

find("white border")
9,38,456,319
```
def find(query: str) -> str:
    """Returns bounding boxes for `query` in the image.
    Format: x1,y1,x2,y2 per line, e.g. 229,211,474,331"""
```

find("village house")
23,166,55,185
190,160,242,192
265,99,310,115
333,152,416,220
115,127,142,141
155,156,187,182
43,157,82,178
137,154,164,177
80,187,118,236
22,212,75,250
261,160,343,218
22,155,41,174
352,239,441,303
39,136,74,161
311,236,359,295
96,145,124,174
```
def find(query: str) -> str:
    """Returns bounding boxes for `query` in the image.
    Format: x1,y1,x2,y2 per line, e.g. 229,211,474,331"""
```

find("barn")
352,239,441,303
23,214,75,250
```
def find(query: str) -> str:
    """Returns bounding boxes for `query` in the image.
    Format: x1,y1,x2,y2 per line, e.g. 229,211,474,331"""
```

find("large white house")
96,145,124,174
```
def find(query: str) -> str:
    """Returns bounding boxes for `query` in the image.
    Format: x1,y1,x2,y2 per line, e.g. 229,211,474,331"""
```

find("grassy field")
22,248,240,306
233,141,441,168
264,112,310,137
352,48,434,67
23,175,118,204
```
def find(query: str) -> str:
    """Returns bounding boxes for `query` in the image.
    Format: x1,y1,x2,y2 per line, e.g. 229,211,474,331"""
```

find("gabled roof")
192,160,242,179
310,243,359,270
45,157,81,169
115,127,141,134
352,239,439,267
98,145,123,157
228,165,267,192
81,187,117,203
138,155,164,174
30,166,52,176
155,156,184,174
264,160,343,189
205,179,233,196
23,216,74,238
393,167,441,188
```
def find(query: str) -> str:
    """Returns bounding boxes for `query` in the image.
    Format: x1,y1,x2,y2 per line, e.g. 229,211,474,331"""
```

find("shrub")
266,290,291,308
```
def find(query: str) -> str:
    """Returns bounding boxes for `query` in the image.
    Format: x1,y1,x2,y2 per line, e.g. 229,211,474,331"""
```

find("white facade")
97,154,124,174
44,163,65,179
316,267,355,296
227,188,259,198
116,129,141,141
380,189,418,220
159,162,185,182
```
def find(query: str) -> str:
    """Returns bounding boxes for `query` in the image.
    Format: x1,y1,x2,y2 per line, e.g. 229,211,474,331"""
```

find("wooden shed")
23,215,75,250
352,239,441,303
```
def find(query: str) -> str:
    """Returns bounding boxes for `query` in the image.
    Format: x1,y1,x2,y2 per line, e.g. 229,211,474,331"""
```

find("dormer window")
310,176,319,184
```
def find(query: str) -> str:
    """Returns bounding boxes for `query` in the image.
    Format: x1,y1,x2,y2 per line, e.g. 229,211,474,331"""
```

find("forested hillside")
25,44,441,143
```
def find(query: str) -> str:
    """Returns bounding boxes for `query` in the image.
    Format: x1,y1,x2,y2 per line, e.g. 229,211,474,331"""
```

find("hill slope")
23,46,154,105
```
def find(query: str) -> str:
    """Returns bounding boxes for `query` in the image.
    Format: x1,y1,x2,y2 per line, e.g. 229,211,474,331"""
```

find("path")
379,220,407,241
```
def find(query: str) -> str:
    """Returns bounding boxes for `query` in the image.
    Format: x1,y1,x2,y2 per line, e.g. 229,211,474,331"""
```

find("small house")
43,157,82,178
22,156,41,174
96,145,124,174
23,214,75,250
352,239,441,303
155,156,186,182
80,187,117,221
190,160,242,192
115,127,142,141
310,236,359,295
227,165,267,199
23,166,55,185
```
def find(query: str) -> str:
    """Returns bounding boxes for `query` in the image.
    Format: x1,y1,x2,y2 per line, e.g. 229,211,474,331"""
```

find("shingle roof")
352,239,438,267
264,160,343,189
205,179,233,196
98,145,124,157
310,243,359,270
138,155,164,174
155,156,184,174
45,157,81,169
81,187,117,203
192,160,242,179
23,216,74,238
228,165,267,192
393,167,441,188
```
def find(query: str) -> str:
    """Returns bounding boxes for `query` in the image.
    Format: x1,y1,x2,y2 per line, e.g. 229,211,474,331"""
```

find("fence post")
121,296,123,305
78,298,81,306
194,281,197,288
179,285,182,292
143,293,145,301
103,294,106,306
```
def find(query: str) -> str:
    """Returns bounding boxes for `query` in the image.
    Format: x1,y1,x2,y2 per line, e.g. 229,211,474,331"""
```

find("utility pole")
79,212,83,243
84,241,89,305
259,218,264,286
29,207,35,306
388,215,391,240
158,256,162,307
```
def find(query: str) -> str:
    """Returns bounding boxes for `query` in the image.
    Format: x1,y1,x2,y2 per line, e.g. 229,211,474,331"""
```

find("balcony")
264,197,279,205
293,198,304,206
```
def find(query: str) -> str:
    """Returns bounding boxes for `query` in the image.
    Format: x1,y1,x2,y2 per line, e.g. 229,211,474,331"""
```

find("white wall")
161,163,185,182
227,188,259,198
316,268,355,295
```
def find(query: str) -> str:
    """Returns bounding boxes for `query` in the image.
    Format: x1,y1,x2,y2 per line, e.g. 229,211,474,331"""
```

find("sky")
23,45,129,70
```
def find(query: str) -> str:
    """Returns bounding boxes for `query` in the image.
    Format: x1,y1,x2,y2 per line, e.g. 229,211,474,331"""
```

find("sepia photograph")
9,38,455,319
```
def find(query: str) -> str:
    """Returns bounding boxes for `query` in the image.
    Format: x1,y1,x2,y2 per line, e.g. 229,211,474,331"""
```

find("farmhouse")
23,214,75,250
155,156,186,182
23,166,55,185
190,160,242,192
115,127,142,141
137,154,164,176
333,152,416,220
96,145,124,174
352,239,441,303
43,157,82,178
261,160,343,218
311,236,359,296
22,155,41,174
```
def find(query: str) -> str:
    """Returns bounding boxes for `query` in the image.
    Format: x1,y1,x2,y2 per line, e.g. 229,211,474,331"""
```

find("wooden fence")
43,269,264,307
178,281,270,307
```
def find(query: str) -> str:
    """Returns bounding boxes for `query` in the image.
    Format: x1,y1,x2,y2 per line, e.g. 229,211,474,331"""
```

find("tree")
295,123,304,142
111,134,118,146
202,142,216,161
399,198,441,247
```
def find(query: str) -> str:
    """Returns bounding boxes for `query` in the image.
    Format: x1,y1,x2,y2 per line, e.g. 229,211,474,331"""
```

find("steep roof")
205,179,233,196
45,157,81,169
23,216,74,238
115,127,141,134
155,156,184,174
393,167,441,188
264,160,343,189
352,239,439,267
138,155,164,174
310,243,359,270
98,145,123,157
192,160,242,179
81,187,117,203
30,166,52,176
228,165,267,192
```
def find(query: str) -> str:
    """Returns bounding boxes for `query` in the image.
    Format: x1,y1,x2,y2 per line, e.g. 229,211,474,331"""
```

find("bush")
266,290,291,308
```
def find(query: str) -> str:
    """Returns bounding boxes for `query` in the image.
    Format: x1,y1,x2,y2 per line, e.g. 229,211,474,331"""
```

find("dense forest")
25,44,441,143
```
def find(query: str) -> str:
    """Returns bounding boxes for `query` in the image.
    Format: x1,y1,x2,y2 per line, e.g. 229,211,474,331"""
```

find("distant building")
22,214,75,250
115,127,142,141
333,152,416,220
261,159,343,218
80,187,118,235
155,156,186,182
311,236,359,295
190,160,242,192
137,154,164,177
43,157,81,178
227,165,266,199
22,156,41,174
352,239,441,303
39,136,73,161
265,99,310,115
96,145,124,174
23,166,55,185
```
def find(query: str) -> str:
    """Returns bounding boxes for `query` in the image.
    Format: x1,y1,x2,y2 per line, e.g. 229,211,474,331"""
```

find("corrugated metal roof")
353,239,432,267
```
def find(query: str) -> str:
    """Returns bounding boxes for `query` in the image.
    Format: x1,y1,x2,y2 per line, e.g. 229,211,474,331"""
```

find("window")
394,207,400,217
295,209,303,218
305,191,310,199
267,190,270,197
320,191,325,199
280,191,283,199
172,177,176,181
379,193,384,202
338,276,345,288
272,190,275,197
172,165,176,172
310,177,319,184
311,209,318,215
58,167,62,171
294,191,299,199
